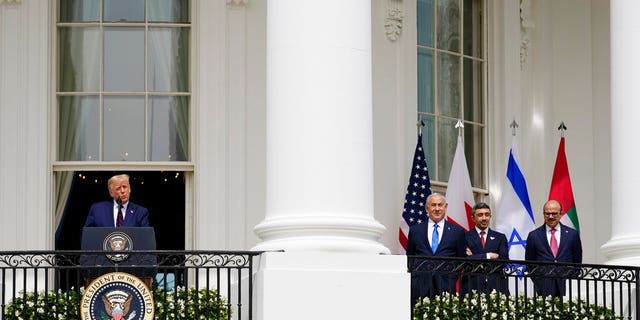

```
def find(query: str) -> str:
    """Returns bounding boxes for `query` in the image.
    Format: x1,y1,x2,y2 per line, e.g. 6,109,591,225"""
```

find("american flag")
399,133,432,254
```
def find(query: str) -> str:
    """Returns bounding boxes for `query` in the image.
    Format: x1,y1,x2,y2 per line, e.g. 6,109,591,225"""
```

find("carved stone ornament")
520,0,535,69
227,0,247,6
385,7,403,41
0,0,22,4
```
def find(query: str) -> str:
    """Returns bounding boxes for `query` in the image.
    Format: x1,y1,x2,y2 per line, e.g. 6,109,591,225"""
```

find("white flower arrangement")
413,291,620,320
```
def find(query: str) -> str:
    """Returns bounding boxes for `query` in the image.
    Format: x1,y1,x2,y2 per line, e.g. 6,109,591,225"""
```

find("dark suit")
463,228,509,294
84,201,150,227
407,220,466,302
525,223,582,297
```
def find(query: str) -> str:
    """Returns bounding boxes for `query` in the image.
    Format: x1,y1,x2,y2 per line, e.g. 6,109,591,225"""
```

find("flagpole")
417,119,425,137
510,120,519,136
558,121,567,137
455,119,464,139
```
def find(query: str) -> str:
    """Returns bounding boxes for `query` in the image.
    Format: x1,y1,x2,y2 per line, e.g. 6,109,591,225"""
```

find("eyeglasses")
543,212,560,216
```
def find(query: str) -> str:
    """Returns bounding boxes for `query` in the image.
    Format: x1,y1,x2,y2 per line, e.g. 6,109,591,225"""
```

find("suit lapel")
484,229,495,251
104,202,115,227
556,224,568,257
438,222,448,253
438,222,455,253
468,229,482,252
123,203,135,226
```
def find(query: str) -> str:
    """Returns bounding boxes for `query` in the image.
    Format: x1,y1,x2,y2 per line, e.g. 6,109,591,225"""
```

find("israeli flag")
495,136,535,294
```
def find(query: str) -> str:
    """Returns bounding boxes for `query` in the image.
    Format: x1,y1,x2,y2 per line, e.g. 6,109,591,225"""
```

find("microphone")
116,196,122,206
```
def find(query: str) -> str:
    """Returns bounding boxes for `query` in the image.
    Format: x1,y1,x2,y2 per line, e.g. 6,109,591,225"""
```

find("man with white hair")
407,193,466,302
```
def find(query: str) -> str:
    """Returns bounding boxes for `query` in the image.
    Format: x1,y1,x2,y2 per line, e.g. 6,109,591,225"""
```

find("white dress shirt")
545,224,561,247
112,201,129,227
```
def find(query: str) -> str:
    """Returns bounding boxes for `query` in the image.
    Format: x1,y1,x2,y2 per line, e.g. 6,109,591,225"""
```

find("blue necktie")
432,224,439,254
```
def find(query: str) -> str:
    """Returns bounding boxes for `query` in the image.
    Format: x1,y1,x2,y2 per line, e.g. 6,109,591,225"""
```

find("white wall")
193,0,267,250
0,1,51,250
370,0,416,253
590,0,612,264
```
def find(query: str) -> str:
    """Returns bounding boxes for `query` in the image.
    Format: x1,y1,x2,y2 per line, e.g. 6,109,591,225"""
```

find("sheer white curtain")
55,26,100,241
149,27,189,161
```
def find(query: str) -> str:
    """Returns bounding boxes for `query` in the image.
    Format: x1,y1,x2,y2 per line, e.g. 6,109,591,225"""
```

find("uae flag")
548,136,580,232
445,134,475,231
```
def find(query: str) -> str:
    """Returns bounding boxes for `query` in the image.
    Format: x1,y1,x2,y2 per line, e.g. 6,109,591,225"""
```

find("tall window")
57,0,190,162
417,0,485,188
54,0,191,251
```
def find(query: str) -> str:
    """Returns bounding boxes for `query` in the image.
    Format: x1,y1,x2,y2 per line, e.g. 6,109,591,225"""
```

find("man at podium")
84,174,150,228
81,174,155,287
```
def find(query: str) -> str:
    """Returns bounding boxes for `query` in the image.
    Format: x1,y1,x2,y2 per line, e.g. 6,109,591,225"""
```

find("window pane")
58,96,99,161
437,117,457,182
149,0,190,23
104,27,145,92
419,114,436,176
463,58,483,123
437,0,460,52
104,0,144,22
148,96,189,161
58,27,100,92
148,27,190,92
463,0,483,57
417,48,434,114
103,96,145,161
59,0,99,22
438,53,460,118
464,123,484,186
57,1,191,163
417,0,434,47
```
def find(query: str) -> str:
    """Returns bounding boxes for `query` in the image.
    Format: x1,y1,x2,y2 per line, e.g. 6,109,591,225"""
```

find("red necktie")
480,230,486,248
550,228,559,257
116,205,124,227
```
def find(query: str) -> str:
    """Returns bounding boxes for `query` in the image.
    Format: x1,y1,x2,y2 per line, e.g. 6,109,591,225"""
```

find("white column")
253,0,388,254
601,0,640,265
253,3,411,319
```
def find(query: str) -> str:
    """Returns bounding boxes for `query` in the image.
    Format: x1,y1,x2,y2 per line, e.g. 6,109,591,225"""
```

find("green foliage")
153,287,230,320
413,291,621,320
3,287,229,320
3,289,82,320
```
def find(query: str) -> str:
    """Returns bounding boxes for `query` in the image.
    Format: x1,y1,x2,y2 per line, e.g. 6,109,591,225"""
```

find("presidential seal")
81,272,154,320
103,232,133,262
